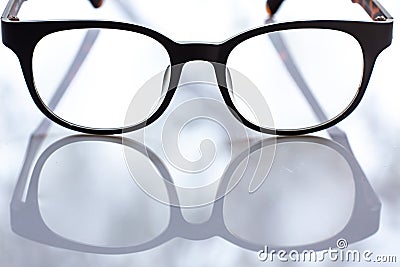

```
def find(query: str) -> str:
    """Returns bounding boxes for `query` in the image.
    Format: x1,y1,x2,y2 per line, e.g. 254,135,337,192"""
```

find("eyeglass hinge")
374,16,387,21
8,15,19,21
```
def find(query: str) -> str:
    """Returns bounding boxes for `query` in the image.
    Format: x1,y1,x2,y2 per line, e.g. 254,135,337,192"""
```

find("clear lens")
227,29,364,130
38,140,170,247
33,29,170,129
223,141,355,247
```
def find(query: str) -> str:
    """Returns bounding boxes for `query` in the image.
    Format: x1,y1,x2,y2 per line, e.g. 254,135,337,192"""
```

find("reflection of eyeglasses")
11,133,380,254
2,0,393,135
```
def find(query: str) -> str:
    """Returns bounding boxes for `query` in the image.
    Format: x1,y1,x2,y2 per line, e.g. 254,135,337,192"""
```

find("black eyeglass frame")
1,0,393,135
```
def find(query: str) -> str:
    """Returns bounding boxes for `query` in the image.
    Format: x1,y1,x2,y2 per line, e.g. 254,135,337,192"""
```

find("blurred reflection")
222,135,380,252
10,130,380,254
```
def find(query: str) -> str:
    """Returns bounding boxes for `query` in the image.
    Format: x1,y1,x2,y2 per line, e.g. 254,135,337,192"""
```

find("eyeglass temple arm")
11,30,99,207
2,0,103,20
266,0,392,21
11,0,142,205
269,32,381,210
89,0,103,8
266,18,353,151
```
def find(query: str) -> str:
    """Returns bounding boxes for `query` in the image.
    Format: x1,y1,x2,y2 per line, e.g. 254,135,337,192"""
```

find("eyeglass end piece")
8,15,19,21
374,15,386,21
351,0,391,21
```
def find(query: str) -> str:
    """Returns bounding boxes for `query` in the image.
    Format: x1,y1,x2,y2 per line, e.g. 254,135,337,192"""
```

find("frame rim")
1,18,393,135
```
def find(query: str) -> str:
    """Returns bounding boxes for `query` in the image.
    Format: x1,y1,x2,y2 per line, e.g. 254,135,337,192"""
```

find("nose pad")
161,65,171,96
226,67,233,90
153,65,171,109
226,67,234,98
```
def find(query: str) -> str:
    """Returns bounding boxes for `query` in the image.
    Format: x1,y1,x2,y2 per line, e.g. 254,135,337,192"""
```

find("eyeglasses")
9,0,381,254
1,0,393,135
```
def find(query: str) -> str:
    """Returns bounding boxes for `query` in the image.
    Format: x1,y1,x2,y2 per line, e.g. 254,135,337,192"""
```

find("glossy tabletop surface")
0,0,399,266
